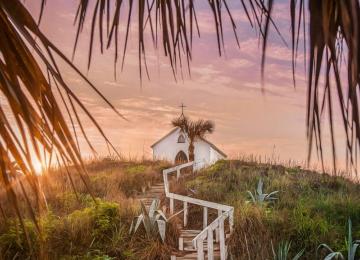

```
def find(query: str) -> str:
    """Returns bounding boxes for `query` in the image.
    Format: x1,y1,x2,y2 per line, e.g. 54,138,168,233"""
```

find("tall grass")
0,158,175,259
182,159,360,259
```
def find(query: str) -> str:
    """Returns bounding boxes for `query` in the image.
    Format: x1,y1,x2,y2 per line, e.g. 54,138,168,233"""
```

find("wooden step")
172,250,221,259
137,193,163,199
179,230,202,238
182,242,220,252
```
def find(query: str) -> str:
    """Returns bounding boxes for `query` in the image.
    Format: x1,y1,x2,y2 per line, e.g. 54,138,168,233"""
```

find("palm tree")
172,116,214,161
1,0,360,241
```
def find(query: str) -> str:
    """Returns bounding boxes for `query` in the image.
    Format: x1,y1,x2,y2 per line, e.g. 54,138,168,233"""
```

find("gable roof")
150,127,179,148
151,127,227,158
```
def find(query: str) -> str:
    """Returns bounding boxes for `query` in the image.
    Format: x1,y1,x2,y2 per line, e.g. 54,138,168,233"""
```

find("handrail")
167,192,233,212
162,161,234,260
192,212,229,245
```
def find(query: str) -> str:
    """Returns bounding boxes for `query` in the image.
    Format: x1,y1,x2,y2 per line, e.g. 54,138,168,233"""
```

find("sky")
24,1,348,170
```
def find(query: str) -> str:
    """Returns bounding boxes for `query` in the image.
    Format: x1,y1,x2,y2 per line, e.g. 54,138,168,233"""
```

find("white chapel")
151,107,226,170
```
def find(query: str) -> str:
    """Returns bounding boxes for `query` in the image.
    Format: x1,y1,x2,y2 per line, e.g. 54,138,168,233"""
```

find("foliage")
172,116,214,161
185,160,360,258
247,178,279,205
2,0,360,248
317,219,360,260
126,164,147,175
272,240,304,260
130,199,167,242
0,160,174,259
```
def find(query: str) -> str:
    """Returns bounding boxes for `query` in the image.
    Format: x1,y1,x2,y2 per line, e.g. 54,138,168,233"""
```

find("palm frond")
0,0,123,243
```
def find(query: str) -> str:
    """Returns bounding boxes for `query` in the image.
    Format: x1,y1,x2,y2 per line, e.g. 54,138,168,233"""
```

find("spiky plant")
272,240,304,260
130,199,167,242
247,178,278,205
317,219,360,260
172,116,214,161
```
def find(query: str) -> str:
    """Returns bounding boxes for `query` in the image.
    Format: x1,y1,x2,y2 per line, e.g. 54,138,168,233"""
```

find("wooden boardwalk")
136,162,233,260
136,182,165,208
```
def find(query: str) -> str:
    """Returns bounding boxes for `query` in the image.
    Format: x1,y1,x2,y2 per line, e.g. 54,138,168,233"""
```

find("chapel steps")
133,161,233,260
135,182,165,208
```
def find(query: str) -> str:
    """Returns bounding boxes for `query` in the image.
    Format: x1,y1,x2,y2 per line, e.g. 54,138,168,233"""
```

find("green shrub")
125,165,147,175
184,160,360,259
0,212,58,259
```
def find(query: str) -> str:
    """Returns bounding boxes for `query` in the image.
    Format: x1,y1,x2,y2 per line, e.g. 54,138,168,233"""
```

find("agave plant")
272,240,304,260
247,178,278,205
317,219,360,260
130,199,167,242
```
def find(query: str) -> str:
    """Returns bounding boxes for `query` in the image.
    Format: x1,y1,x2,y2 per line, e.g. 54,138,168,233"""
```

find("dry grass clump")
228,206,272,260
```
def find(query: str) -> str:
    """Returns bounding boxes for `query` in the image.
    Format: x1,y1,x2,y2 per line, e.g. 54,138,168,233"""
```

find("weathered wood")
216,210,222,242
170,197,174,215
207,228,214,260
203,207,208,229
179,236,184,250
197,239,204,260
167,193,233,212
229,209,234,233
219,218,226,260
177,168,180,180
162,161,234,260
184,201,188,227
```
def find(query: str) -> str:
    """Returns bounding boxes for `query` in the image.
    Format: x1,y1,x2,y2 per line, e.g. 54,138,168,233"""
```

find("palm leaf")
3,1,360,254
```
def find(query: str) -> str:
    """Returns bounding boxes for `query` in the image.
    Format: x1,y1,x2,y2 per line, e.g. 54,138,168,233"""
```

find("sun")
32,159,43,174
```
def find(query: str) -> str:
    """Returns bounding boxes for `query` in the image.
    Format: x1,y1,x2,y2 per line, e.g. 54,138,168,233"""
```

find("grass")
0,157,173,259
1,157,360,259
184,160,360,259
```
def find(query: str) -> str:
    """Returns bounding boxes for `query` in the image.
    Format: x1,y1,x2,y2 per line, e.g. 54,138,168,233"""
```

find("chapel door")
175,151,188,165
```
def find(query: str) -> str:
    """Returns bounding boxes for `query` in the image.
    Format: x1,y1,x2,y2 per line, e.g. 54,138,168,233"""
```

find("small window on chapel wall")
178,134,185,143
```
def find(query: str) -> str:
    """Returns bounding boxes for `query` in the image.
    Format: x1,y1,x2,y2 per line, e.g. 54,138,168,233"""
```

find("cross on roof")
179,103,186,117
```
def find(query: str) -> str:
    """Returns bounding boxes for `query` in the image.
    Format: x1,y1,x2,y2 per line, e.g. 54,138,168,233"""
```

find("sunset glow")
19,1,347,170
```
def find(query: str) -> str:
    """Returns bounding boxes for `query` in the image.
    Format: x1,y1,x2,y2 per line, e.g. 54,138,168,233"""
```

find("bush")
184,160,360,259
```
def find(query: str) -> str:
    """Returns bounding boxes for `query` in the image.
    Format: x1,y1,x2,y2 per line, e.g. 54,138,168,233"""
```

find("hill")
0,158,360,259
184,160,360,259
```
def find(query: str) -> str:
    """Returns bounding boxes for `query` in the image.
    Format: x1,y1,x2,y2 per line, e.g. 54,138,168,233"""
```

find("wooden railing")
163,162,234,260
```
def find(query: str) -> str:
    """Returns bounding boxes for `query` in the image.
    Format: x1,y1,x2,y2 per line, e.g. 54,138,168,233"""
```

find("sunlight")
32,159,43,174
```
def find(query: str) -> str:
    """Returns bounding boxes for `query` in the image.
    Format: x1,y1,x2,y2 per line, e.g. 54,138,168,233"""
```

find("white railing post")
203,207,208,229
179,236,184,250
197,239,204,260
207,228,214,260
170,197,174,215
216,209,222,242
229,209,234,233
163,162,233,260
219,218,226,260
163,170,169,194
184,201,188,227
176,168,180,180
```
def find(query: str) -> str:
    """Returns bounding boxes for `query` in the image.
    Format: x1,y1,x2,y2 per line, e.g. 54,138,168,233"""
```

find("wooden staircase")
163,162,234,260
136,182,165,208
175,229,222,259
135,162,233,260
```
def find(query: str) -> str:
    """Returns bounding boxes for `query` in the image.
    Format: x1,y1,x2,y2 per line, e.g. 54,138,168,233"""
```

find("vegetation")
172,116,214,161
183,159,360,259
272,241,304,260
130,199,167,242
2,0,360,242
0,158,176,259
317,219,360,260
247,178,279,205
3,0,360,225
2,157,360,259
